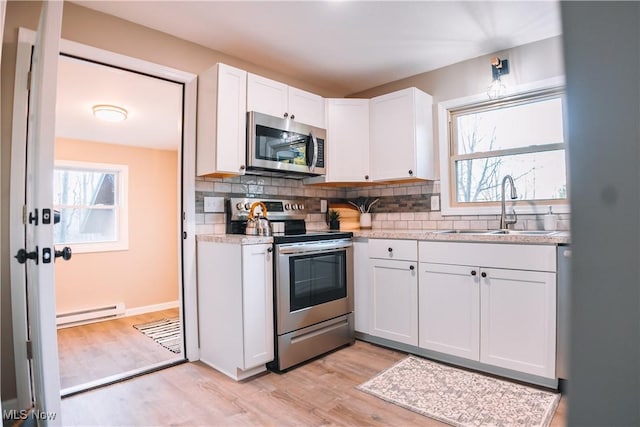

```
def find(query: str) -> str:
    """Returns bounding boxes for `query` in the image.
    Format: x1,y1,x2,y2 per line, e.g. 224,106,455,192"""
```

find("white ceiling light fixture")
92,104,128,122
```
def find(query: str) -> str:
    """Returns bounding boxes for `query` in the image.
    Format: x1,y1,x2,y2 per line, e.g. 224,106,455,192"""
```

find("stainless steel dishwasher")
557,245,571,380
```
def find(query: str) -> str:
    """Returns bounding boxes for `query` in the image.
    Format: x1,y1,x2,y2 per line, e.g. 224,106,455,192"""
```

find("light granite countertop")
351,229,570,245
196,230,569,245
196,234,273,245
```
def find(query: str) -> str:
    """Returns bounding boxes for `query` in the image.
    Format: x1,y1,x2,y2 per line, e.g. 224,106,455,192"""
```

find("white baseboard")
125,300,179,317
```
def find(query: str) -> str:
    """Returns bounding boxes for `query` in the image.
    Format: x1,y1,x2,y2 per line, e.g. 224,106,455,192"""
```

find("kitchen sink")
490,230,559,236
436,229,559,236
435,230,496,235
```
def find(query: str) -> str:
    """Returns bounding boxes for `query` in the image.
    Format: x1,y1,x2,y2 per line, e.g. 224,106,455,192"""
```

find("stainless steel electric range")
227,197,355,371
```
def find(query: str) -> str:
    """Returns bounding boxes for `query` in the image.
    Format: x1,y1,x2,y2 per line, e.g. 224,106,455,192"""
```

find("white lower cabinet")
419,263,479,360
197,241,274,381
479,267,556,378
418,241,557,380
369,239,418,345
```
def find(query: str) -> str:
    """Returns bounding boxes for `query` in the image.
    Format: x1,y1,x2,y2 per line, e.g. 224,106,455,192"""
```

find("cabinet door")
419,263,480,360
480,268,556,378
289,86,325,128
370,88,416,181
326,99,370,182
369,258,418,345
370,87,433,182
242,244,274,369
353,240,370,334
247,73,288,119
196,63,247,176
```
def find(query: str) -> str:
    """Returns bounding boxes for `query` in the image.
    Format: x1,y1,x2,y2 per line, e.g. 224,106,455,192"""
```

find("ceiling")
73,0,562,96
55,55,183,150
57,1,562,150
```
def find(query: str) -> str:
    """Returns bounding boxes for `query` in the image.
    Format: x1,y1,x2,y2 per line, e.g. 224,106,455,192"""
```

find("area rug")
358,356,560,427
133,317,182,354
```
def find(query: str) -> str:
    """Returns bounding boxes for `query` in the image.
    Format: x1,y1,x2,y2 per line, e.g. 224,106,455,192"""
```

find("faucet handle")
507,208,518,225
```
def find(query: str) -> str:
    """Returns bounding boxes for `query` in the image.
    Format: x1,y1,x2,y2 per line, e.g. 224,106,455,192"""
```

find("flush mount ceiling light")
92,104,128,122
487,57,510,100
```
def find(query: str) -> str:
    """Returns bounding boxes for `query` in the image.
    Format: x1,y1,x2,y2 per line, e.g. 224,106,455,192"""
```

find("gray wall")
562,2,640,425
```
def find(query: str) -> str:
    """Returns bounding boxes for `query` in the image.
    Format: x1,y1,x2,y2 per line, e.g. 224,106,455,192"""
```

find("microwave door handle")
309,130,318,172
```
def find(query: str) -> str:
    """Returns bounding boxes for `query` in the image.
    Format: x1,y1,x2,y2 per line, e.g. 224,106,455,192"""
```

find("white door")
369,258,418,345
13,2,63,424
241,244,274,368
480,267,557,378
419,262,480,360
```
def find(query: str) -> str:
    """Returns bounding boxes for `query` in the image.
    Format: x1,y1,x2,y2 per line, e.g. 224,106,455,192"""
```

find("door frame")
0,0,6,415
9,28,199,410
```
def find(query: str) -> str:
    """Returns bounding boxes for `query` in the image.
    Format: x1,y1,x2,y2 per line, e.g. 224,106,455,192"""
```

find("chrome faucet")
500,175,518,230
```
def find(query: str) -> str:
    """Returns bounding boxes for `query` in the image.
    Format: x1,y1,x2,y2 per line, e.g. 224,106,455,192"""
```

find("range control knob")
284,203,291,210
299,204,305,210
236,202,244,210
291,204,298,210
244,203,251,210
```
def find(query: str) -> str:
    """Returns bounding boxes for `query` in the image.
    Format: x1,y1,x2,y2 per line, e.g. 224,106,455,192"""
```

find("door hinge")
26,340,33,359
23,205,27,225
28,209,38,225
27,71,32,91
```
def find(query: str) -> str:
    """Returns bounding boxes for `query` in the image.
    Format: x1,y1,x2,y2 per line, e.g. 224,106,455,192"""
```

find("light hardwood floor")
57,308,182,390
61,340,566,426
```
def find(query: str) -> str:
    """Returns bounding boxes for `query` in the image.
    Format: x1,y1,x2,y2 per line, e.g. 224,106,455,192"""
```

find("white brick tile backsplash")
437,220,453,229
195,180,214,192
194,175,570,234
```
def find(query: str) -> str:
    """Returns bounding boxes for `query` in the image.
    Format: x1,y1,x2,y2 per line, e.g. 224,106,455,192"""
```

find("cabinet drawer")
369,239,417,261
419,241,556,272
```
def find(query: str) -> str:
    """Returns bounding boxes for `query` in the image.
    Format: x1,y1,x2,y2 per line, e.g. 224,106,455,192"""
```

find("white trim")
53,160,129,253
124,300,180,317
9,27,36,412
0,0,4,414
438,76,570,216
10,28,199,410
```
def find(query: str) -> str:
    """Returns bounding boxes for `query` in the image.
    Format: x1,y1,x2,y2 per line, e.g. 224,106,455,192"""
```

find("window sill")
59,241,129,254
441,203,570,217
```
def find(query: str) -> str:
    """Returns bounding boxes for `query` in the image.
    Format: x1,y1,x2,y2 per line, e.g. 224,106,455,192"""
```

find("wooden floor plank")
57,308,181,390
61,340,566,426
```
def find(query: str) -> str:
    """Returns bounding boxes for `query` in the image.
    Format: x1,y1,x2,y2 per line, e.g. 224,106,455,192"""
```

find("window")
53,160,128,253
442,87,567,214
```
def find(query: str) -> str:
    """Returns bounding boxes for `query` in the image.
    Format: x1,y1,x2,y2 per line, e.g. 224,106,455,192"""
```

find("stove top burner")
272,230,353,244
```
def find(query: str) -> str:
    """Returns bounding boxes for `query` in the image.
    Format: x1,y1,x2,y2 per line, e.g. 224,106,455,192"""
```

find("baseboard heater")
56,302,126,327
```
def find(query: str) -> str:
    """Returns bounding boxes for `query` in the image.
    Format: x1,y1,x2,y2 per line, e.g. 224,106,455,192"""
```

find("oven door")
275,239,353,335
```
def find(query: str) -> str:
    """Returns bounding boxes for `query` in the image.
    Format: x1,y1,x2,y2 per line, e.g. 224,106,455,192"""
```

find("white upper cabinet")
197,63,247,176
247,73,325,128
325,99,370,183
370,87,434,182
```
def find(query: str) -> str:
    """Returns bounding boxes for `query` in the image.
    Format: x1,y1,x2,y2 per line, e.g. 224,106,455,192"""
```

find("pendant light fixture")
487,57,509,100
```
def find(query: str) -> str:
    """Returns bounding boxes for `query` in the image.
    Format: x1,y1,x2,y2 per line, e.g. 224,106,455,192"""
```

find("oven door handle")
278,241,352,255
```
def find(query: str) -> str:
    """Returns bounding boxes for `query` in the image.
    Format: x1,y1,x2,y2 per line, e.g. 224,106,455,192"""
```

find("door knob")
15,248,38,264
55,247,72,261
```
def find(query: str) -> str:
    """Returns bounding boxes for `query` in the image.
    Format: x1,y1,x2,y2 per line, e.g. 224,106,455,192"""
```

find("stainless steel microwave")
247,111,326,176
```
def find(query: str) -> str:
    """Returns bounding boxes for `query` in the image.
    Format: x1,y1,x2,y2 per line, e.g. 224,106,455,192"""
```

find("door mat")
358,356,560,427
133,317,182,354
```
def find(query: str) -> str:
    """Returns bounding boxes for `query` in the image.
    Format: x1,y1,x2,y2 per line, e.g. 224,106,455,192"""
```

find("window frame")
53,160,129,253
437,77,570,216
